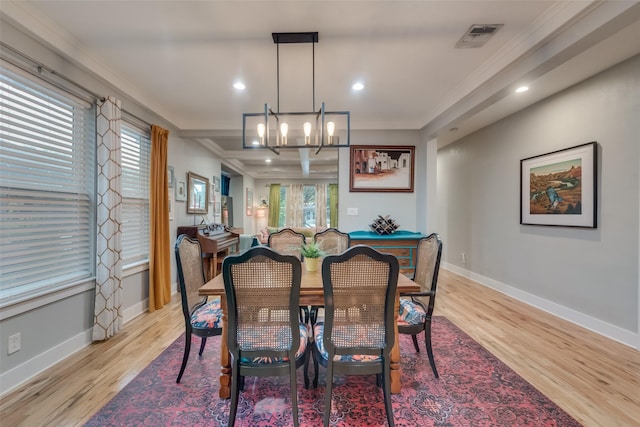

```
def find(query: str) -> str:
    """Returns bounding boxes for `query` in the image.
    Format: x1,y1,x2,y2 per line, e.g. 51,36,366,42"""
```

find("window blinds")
0,63,96,299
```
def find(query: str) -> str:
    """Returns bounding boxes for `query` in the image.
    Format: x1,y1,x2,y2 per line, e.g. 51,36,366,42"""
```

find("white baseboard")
0,328,93,398
442,262,638,349
0,293,158,398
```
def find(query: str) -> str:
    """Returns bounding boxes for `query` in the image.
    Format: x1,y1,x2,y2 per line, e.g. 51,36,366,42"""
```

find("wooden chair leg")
411,334,420,353
176,332,191,383
424,321,439,378
198,336,207,356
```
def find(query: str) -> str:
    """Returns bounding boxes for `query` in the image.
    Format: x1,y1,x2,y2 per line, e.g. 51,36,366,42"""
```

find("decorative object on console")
370,215,400,235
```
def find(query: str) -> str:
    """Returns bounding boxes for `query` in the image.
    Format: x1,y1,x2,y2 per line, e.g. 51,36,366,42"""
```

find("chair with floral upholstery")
174,234,223,383
223,246,310,427
397,233,443,378
310,245,399,427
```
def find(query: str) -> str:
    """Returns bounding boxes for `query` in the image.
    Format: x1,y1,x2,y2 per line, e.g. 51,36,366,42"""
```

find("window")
121,119,150,266
0,63,96,303
303,185,316,227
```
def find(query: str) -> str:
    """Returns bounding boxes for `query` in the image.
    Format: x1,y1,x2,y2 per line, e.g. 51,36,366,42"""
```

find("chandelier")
242,32,350,154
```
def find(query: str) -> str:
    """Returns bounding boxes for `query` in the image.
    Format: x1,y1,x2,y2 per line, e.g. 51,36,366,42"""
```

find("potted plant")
299,241,326,272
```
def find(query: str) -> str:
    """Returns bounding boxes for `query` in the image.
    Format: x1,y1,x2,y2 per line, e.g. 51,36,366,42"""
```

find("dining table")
199,263,420,399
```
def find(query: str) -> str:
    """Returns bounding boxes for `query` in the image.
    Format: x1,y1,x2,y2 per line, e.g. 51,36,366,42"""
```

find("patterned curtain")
268,184,280,227
149,125,171,312
286,184,304,227
329,183,338,228
93,96,123,341
315,184,327,228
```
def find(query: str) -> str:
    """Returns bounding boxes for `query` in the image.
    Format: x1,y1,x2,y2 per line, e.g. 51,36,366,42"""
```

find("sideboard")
349,230,427,276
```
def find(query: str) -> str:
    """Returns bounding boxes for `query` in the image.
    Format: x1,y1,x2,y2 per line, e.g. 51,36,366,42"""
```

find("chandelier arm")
312,41,315,112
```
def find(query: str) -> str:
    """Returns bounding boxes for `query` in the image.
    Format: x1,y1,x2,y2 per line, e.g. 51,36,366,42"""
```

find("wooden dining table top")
198,264,421,297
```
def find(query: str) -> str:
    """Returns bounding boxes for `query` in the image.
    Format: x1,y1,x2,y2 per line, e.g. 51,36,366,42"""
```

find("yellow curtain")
268,184,280,227
149,125,171,312
329,183,338,228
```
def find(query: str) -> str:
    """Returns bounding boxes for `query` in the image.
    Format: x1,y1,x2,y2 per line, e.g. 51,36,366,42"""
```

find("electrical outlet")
347,208,359,216
8,333,21,354
461,252,466,265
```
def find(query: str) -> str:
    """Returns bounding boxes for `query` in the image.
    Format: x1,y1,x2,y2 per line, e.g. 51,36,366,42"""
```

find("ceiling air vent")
455,24,503,48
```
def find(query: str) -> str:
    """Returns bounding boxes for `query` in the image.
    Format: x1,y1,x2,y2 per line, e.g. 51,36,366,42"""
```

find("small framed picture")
175,180,187,202
167,165,175,188
520,141,597,228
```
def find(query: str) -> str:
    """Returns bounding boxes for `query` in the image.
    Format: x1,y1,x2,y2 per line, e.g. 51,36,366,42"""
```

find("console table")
349,230,427,275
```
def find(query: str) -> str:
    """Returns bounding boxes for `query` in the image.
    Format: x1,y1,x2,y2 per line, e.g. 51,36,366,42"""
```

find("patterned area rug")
86,317,581,426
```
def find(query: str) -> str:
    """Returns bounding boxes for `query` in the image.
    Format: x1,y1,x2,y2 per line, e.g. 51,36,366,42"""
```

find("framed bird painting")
520,141,597,228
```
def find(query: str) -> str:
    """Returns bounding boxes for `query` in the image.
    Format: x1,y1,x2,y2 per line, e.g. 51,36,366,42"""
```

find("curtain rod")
2,42,153,129
0,41,104,102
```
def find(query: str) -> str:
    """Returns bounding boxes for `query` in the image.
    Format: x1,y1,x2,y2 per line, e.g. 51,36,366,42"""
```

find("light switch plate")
347,208,358,216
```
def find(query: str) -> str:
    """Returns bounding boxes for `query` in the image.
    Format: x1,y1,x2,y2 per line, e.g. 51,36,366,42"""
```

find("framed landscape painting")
520,141,597,228
349,145,415,192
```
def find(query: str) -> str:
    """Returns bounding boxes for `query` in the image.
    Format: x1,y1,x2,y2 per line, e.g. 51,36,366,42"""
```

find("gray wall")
0,19,230,394
437,54,640,343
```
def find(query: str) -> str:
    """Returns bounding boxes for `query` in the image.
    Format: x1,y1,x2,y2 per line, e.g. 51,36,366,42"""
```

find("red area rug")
86,317,581,426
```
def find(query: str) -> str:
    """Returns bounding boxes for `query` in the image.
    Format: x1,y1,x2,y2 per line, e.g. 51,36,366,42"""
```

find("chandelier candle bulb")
257,123,265,145
303,122,311,145
280,122,288,145
327,121,335,145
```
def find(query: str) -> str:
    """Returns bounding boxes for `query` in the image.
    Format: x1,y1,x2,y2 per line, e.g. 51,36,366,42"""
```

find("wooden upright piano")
176,225,240,280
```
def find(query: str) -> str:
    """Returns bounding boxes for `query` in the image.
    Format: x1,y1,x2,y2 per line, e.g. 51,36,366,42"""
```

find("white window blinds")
0,63,96,300
120,120,150,265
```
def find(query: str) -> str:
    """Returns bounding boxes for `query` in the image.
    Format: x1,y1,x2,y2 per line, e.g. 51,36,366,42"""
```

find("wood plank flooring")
1,269,639,426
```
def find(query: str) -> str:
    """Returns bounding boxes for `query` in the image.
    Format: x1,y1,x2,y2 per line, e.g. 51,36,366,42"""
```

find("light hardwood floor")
1,269,639,426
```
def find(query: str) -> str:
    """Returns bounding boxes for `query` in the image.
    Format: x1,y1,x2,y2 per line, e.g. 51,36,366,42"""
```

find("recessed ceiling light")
265,158,272,163
252,140,259,146
352,82,365,91
515,86,529,93
233,81,246,90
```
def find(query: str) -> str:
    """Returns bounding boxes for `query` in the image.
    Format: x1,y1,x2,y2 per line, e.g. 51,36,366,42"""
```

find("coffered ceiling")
2,1,640,179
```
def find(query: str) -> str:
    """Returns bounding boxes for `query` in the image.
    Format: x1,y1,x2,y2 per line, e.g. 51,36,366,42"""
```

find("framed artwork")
246,188,253,216
214,198,221,215
349,145,415,192
167,165,175,188
187,171,209,214
210,183,215,203
213,176,221,192
168,191,174,221
520,141,597,228
175,180,186,202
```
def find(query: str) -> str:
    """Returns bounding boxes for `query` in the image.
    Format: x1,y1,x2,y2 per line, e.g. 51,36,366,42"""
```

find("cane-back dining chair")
313,228,350,255
222,246,310,427
267,228,306,260
397,233,443,378
310,245,399,427
174,234,223,383
308,228,351,325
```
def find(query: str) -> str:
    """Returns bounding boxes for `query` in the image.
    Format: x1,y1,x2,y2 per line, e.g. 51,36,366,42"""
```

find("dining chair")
397,233,443,378
267,227,306,260
222,246,310,427
308,228,351,325
174,234,223,383
310,245,399,427
313,228,350,255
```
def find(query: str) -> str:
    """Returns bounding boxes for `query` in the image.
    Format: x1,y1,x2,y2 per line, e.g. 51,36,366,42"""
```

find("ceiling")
3,1,640,179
